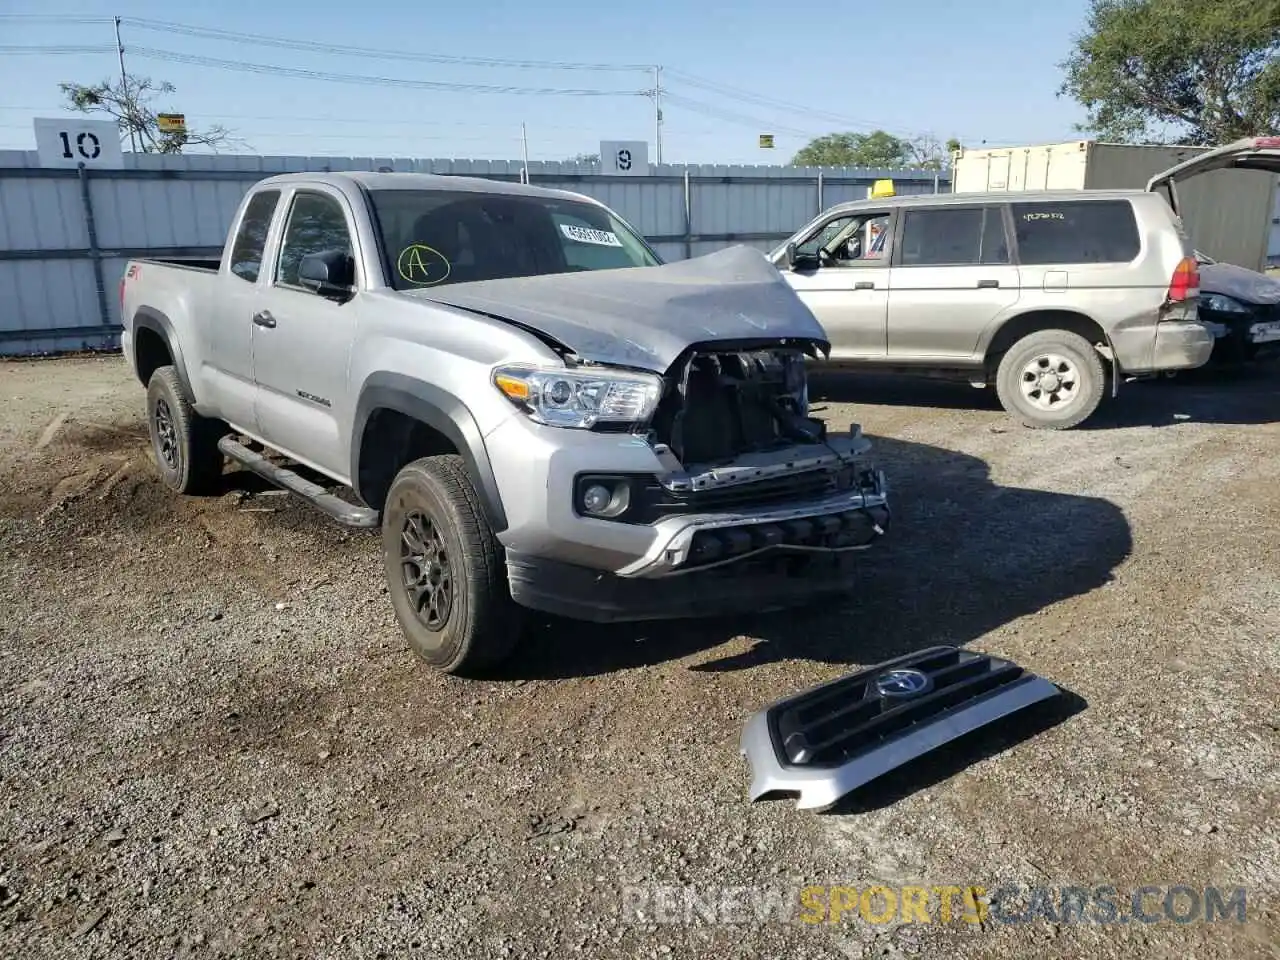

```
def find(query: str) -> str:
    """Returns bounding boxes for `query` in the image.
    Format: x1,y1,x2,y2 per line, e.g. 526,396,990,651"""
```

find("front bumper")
506,535,876,623
1204,310,1280,360
484,414,890,621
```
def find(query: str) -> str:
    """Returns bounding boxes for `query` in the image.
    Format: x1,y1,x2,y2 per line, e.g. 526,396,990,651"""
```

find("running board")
217,436,380,529
740,645,1060,811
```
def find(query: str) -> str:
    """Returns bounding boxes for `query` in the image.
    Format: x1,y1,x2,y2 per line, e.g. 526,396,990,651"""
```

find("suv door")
779,209,894,358
250,186,362,477
887,204,1020,361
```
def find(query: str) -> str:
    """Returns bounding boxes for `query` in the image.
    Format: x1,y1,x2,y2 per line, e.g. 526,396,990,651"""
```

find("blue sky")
1,0,1093,164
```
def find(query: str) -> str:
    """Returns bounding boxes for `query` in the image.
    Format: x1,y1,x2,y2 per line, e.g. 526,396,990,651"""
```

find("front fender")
351,372,508,532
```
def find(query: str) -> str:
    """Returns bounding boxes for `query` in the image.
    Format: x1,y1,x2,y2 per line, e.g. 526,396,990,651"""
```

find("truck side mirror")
298,251,355,299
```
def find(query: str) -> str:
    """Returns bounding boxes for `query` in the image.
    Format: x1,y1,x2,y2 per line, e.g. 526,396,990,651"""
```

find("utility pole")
652,65,663,165
520,122,530,184
113,16,138,153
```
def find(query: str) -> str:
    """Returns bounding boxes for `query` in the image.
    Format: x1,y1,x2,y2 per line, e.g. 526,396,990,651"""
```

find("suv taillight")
1168,256,1199,302
119,276,126,314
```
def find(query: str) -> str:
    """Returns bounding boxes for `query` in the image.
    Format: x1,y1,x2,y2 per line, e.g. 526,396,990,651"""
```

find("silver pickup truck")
121,172,890,675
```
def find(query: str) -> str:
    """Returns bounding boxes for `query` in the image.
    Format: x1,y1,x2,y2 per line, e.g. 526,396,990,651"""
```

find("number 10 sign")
33,117,125,170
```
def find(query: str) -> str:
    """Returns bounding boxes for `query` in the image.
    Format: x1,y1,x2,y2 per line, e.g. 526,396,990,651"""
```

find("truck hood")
1200,261,1280,305
402,245,830,373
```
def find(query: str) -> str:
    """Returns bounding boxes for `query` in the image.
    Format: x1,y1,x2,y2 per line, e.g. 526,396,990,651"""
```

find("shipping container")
951,140,1278,271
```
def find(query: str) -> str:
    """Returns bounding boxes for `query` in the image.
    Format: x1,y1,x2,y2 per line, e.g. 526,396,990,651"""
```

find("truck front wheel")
995,329,1107,430
382,454,519,676
145,365,227,494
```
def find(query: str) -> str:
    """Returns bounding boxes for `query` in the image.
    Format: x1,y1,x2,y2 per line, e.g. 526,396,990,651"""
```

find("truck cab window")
276,192,354,290
229,190,280,283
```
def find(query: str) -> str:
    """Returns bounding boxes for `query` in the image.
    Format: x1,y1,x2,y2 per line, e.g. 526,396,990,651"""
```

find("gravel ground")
1,355,1277,960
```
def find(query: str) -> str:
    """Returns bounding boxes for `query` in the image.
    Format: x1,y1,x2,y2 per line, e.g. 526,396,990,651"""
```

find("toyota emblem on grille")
874,668,933,698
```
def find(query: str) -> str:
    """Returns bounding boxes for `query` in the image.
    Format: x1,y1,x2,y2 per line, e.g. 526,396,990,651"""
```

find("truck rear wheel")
145,365,227,495
382,454,519,676
995,329,1106,430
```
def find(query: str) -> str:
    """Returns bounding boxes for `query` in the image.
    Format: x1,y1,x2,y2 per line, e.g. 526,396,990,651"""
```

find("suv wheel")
995,329,1106,430
382,454,518,676
145,365,227,494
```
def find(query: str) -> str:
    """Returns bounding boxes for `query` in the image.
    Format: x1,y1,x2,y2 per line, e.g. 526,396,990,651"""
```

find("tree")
1060,0,1280,144
792,131,911,167
907,135,965,170
567,152,600,164
791,130,962,168
59,75,238,153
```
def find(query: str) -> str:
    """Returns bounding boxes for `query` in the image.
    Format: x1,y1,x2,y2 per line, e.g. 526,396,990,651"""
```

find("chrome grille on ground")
774,647,1037,768
739,646,1063,811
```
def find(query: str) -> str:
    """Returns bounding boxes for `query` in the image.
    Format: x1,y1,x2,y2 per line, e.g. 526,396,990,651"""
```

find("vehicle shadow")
807,371,1005,413
1082,363,1280,429
499,433,1133,680
806,363,1280,428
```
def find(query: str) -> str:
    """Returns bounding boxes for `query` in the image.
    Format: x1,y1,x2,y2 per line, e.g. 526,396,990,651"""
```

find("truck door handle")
977,279,1000,289
252,310,276,329
854,281,875,290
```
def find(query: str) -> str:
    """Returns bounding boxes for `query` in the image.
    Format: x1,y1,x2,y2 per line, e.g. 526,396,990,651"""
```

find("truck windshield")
368,188,661,290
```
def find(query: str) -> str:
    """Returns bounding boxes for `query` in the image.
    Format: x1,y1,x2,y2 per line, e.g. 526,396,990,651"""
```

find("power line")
666,69,899,133
125,47,652,97
0,15,113,24
121,17,653,73
662,93,822,139
0,44,116,55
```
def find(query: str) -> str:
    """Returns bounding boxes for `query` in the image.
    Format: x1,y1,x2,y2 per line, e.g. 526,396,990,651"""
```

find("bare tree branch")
59,75,246,154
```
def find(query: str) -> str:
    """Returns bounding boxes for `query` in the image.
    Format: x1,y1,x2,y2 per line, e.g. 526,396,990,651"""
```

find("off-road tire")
145,365,227,494
995,329,1107,430
382,454,518,676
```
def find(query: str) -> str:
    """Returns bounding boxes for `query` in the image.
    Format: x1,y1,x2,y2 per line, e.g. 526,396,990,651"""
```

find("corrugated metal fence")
0,150,947,356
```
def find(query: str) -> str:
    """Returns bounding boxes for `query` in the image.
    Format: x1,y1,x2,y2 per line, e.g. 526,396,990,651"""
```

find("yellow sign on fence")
157,113,186,135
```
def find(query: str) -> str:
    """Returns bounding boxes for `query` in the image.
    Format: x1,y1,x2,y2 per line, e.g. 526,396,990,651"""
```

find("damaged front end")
446,246,889,619
582,339,890,581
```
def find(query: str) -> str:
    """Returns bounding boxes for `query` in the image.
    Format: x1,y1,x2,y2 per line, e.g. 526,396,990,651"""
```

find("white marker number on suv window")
560,223,622,247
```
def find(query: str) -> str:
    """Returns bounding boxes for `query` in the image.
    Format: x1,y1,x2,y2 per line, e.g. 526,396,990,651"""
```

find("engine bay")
650,347,827,466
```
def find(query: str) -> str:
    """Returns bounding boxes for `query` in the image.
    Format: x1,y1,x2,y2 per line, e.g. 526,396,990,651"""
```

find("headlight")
492,364,663,429
1200,293,1250,314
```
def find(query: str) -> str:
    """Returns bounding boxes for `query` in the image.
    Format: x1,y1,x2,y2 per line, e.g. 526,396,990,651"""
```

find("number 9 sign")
599,140,649,177
33,117,125,170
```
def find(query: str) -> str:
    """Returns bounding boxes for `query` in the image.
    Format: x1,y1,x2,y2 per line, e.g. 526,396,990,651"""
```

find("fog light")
577,478,632,519
582,484,613,514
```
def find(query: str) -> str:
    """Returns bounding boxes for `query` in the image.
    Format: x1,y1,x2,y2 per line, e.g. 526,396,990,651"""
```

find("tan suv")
771,189,1210,429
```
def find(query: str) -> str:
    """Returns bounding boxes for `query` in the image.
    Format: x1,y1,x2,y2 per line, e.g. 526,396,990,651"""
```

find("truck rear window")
368,189,661,290
1010,200,1140,265
230,190,281,283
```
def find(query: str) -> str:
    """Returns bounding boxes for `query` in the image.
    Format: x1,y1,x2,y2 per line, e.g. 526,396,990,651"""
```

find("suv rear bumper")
1112,317,1215,375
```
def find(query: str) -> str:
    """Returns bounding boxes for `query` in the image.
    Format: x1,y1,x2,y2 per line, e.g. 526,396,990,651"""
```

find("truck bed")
138,256,222,273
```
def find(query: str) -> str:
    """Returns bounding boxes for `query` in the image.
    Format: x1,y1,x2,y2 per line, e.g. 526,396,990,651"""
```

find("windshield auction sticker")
397,244,451,285
559,223,622,247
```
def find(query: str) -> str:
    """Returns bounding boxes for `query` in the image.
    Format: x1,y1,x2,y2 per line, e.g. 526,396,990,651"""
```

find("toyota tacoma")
120,172,890,674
